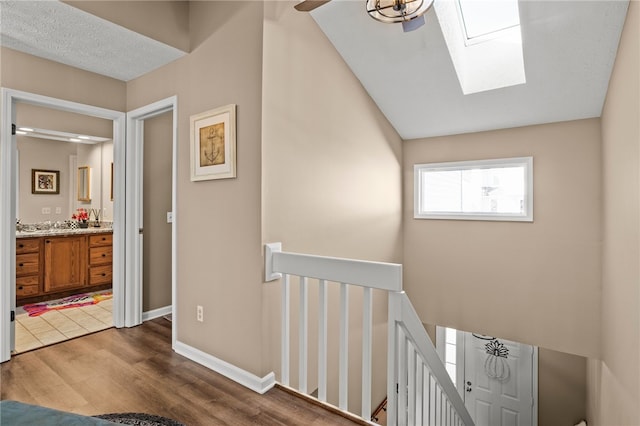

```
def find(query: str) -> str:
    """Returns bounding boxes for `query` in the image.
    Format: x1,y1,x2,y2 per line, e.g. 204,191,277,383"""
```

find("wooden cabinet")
16,238,42,298
43,235,87,293
16,232,112,303
88,234,113,286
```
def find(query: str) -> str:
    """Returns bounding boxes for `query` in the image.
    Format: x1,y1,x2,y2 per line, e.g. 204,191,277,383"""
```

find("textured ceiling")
0,0,186,82
311,0,629,139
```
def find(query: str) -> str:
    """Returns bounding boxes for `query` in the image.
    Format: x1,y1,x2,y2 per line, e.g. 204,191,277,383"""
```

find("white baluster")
318,279,328,402
398,330,408,426
408,344,416,425
387,293,401,426
362,287,372,419
299,276,308,394
415,357,424,425
430,375,437,425
281,274,290,386
339,283,349,410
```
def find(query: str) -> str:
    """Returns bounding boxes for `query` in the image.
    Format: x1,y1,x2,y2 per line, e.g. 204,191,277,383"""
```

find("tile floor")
14,294,113,354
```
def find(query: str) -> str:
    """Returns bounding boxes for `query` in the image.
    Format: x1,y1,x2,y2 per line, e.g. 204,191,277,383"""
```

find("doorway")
436,327,538,426
2,90,178,361
125,97,177,346
0,88,125,362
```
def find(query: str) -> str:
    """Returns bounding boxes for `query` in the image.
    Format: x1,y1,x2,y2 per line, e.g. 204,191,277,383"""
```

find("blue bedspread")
0,400,119,425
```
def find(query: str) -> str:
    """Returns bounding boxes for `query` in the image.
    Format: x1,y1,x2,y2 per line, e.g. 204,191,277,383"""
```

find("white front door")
464,332,535,426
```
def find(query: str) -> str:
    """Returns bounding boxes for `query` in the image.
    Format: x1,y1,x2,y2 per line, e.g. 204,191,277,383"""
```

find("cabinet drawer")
16,253,40,276
16,238,40,254
16,275,39,296
89,265,112,285
89,234,112,247
89,246,112,265
17,275,39,286
16,283,39,297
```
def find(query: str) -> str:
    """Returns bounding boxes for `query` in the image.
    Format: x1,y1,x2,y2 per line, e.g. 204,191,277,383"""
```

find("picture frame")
31,169,60,195
190,104,236,181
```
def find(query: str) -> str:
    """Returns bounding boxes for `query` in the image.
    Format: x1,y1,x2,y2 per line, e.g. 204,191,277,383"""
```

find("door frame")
125,96,178,348
0,88,126,362
436,326,539,426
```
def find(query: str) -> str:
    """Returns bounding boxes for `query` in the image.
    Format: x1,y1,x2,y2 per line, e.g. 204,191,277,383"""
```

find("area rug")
94,413,185,426
22,292,112,317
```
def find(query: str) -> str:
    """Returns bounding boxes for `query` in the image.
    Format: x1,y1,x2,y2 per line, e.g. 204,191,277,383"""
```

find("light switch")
167,212,173,223
55,207,61,214
42,207,51,214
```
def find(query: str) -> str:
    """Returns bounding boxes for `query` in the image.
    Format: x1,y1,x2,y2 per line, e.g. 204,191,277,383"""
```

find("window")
444,327,458,385
414,157,533,221
457,0,520,41
434,0,525,94
436,326,463,390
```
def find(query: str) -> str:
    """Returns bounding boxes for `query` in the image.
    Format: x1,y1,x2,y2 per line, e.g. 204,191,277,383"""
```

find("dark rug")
94,413,185,426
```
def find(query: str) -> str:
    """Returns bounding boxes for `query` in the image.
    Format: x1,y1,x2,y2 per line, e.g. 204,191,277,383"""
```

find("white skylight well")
458,0,520,41
435,0,526,94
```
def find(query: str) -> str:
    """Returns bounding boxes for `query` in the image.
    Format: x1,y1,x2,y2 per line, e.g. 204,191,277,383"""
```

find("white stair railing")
387,291,474,426
265,243,474,426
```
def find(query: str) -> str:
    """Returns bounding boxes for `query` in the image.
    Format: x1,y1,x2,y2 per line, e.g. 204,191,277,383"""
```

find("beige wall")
261,1,403,412
1,47,126,111
64,1,190,52
588,2,640,424
127,1,266,376
0,53,126,222
403,119,603,359
539,348,586,425
142,111,173,311
16,104,113,139
17,137,77,223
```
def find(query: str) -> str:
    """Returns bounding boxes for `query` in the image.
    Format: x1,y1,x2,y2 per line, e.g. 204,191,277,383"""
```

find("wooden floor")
1,318,360,425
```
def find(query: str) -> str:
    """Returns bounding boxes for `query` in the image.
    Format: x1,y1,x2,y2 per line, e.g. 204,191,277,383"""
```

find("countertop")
16,227,113,239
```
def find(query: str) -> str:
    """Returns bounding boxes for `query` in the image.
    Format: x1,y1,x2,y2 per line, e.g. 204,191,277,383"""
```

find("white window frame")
414,156,533,222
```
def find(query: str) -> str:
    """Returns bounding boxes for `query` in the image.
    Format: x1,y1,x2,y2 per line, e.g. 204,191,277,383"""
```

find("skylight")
434,0,526,95
458,0,520,40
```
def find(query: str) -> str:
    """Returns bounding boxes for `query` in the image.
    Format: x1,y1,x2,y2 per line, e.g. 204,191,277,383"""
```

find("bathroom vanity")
16,228,112,304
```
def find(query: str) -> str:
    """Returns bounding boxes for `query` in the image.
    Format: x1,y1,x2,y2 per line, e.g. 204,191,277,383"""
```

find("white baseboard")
174,340,276,395
142,305,172,322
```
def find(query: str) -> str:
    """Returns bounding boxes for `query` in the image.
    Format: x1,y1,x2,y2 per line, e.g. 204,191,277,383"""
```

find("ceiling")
0,1,630,140
310,0,630,139
0,1,186,82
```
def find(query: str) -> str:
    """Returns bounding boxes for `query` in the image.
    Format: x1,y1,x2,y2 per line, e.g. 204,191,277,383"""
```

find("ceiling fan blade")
294,0,332,12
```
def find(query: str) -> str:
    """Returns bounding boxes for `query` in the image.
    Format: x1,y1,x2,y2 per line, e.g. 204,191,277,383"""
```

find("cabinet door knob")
101,273,106,276
18,263,23,267
18,286,23,290
45,240,50,244
102,254,106,257
18,244,24,248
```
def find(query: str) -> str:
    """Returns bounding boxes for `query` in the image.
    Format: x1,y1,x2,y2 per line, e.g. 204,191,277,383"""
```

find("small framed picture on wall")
31,169,60,195
190,104,237,181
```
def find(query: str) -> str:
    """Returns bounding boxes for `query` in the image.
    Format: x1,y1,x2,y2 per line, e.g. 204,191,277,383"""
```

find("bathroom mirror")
77,166,91,202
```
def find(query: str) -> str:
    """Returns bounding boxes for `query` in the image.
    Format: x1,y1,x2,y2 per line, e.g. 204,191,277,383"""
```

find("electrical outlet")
55,207,61,214
41,207,51,214
196,305,204,322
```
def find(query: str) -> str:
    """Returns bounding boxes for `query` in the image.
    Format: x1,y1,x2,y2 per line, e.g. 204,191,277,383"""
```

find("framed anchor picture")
190,104,237,181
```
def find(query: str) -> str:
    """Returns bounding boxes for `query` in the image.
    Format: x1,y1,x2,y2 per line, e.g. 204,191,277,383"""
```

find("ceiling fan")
294,0,434,32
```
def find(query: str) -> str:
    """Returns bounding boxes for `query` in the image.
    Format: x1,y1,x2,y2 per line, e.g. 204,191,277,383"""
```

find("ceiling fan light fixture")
366,0,433,24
